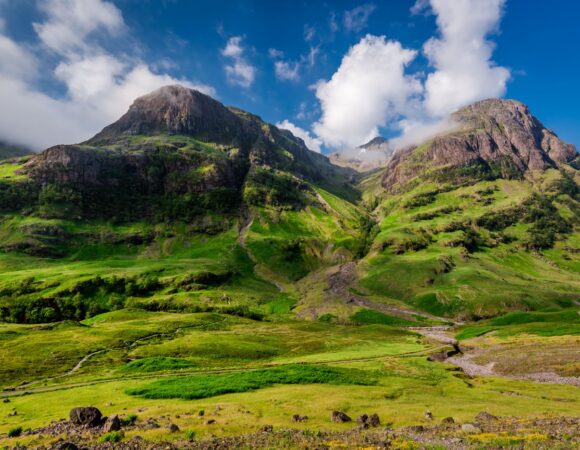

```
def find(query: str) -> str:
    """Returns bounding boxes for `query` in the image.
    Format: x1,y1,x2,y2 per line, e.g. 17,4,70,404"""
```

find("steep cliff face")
382,99,577,191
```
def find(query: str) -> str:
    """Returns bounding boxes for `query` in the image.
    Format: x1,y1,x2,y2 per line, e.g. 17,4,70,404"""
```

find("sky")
0,0,578,154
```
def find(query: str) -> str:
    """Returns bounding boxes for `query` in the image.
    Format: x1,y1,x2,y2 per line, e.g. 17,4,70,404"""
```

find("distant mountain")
329,136,395,172
382,99,578,192
0,141,32,160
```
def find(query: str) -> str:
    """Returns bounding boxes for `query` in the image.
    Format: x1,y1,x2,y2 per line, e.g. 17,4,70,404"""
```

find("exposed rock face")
103,414,121,432
330,136,394,172
69,406,102,427
382,99,577,191
88,86,245,145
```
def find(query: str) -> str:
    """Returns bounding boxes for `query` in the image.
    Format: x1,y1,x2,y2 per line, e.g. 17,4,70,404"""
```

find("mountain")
329,136,395,172
382,99,578,191
0,89,577,325
24,85,358,221
0,141,32,160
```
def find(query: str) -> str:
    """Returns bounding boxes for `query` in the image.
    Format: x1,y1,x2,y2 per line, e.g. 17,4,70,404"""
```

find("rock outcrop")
382,99,577,191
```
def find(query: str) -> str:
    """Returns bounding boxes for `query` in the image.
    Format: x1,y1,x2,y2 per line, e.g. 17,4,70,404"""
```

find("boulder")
331,411,352,423
103,414,121,432
292,414,308,422
368,413,380,427
442,417,455,424
462,423,482,434
475,411,498,422
425,411,433,420
53,442,78,450
168,423,180,433
260,425,273,433
70,406,102,427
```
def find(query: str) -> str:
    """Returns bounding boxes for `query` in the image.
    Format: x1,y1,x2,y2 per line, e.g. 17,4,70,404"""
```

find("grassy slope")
357,172,580,319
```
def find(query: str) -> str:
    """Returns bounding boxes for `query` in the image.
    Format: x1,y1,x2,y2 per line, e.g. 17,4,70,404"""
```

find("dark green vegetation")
128,364,377,400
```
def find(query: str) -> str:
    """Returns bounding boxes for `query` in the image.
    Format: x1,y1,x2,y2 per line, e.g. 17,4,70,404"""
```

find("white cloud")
343,4,376,32
274,60,300,82
276,119,322,153
313,0,510,151
0,0,214,150
313,35,421,149
33,0,124,56
222,36,255,88
422,0,510,116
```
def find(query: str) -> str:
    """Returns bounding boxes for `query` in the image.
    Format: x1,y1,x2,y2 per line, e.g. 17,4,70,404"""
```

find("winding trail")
327,262,453,324
16,317,228,389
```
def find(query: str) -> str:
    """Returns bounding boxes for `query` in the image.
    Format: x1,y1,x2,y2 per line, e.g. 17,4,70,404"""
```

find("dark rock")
260,425,273,433
52,442,79,450
368,413,380,427
292,414,308,422
476,411,498,422
442,417,455,424
357,414,369,424
168,423,180,433
2,398,9,403
103,414,121,432
205,419,216,425
69,406,102,427
331,411,352,423
425,411,433,420
407,425,425,433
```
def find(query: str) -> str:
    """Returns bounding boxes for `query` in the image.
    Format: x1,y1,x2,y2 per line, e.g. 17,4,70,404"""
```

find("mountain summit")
382,99,577,191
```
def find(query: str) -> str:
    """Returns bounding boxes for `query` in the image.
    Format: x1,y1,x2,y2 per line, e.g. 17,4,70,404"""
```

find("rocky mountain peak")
329,136,394,172
87,85,245,145
382,98,577,191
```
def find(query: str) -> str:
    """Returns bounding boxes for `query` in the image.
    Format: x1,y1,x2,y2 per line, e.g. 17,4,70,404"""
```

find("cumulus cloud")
314,0,509,151
276,120,322,153
343,4,376,32
33,0,124,56
422,0,510,116
0,0,214,150
313,35,421,149
222,36,255,88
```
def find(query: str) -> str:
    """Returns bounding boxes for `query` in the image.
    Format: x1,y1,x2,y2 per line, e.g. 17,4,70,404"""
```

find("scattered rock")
425,411,433,420
144,418,160,429
331,411,352,423
168,423,180,433
292,414,308,422
407,425,425,433
357,414,369,424
105,402,113,407
205,419,216,425
475,411,498,422
70,406,102,427
103,414,121,432
2,398,9,403
52,442,78,450
8,410,17,416
260,425,273,433
461,423,482,434
442,417,455,424
368,414,380,427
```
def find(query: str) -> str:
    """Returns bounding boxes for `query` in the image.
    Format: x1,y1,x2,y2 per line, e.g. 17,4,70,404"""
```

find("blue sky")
0,0,578,153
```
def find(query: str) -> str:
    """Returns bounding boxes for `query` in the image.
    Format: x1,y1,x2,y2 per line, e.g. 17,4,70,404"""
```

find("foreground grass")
127,364,377,400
